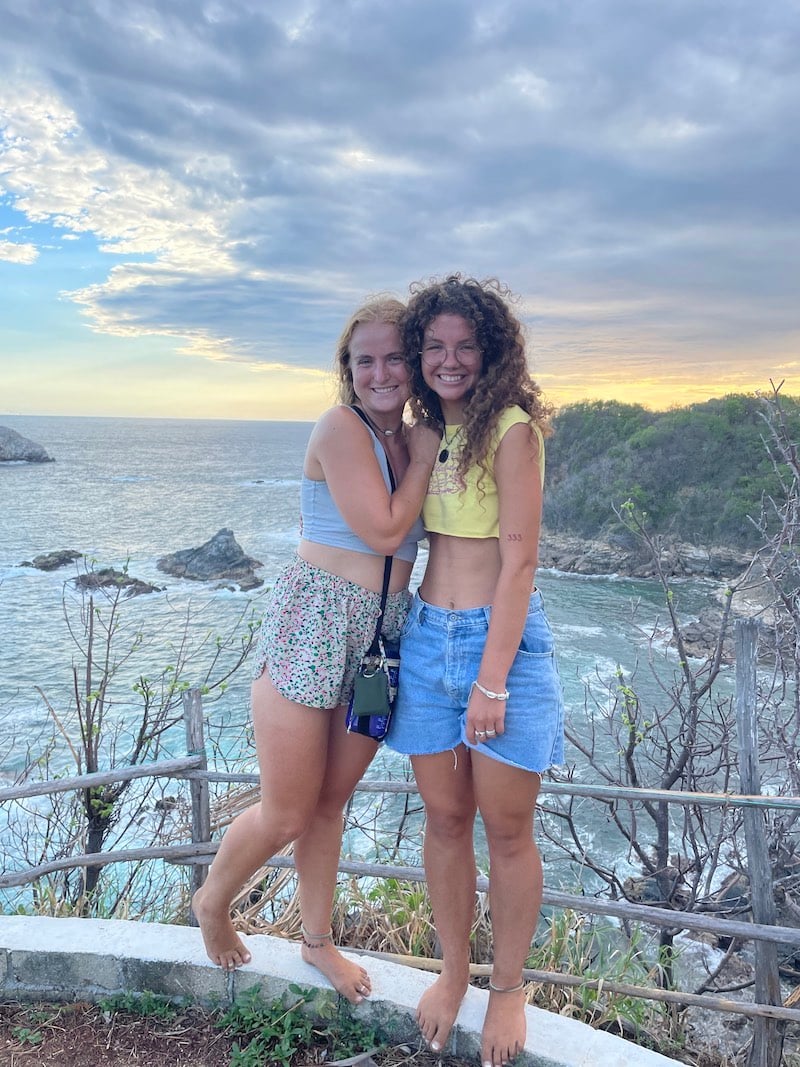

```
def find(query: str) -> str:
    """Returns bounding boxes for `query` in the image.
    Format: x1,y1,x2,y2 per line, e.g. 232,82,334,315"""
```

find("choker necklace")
358,407,402,437
438,425,461,464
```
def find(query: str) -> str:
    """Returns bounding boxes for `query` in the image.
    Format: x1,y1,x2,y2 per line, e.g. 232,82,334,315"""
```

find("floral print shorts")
251,555,411,709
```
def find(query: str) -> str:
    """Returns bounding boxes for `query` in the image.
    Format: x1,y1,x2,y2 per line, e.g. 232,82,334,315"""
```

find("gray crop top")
300,423,424,563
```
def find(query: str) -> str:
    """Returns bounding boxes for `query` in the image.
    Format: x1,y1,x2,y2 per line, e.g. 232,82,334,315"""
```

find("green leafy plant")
362,877,436,957
11,1025,44,1046
99,989,178,1020
216,984,381,1067
526,910,666,1043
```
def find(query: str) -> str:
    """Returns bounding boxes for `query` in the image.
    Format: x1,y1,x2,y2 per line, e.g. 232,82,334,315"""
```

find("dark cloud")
0,0,798,390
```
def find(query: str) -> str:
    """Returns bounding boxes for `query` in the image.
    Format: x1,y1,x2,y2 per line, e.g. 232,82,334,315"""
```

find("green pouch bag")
351,657,391,717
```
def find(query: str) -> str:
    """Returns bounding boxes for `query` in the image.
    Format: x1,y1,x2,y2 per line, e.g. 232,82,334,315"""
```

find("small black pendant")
438,448,449,464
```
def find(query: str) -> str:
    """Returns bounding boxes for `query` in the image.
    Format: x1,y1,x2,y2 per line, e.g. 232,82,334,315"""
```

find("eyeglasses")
420,341,481,367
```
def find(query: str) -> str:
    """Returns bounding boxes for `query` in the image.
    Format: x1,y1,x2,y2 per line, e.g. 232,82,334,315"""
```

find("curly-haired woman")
193,297,440,1004
387,276,564,1067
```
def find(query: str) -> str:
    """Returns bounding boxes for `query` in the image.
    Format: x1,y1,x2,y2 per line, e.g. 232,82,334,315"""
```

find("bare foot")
300,939,371,1004
416,972,469,1053
481,985,527,1067
192,886,252,971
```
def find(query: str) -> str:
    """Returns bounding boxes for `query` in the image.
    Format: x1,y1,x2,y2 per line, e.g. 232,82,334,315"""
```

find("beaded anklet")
488,979,525,993
300,925,334,949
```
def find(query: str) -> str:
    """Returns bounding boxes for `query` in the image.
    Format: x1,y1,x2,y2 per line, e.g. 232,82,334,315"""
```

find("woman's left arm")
465,422,542,743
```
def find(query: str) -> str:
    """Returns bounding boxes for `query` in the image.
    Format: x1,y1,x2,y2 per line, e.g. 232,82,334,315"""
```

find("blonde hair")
335,296,406,404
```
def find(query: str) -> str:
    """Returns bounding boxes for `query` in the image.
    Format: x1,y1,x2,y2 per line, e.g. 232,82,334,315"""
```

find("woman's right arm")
308,407,439,556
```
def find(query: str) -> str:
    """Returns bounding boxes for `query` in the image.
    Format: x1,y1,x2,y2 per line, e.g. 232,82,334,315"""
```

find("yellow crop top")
422,405,545,539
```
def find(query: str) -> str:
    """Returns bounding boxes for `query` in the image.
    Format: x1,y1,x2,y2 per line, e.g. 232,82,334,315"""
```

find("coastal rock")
721,560,782,618
157,528,263,590
660,542,753,579
537,534,623,575
681,607,735,663
676,932,757,1062
674,564,792,662
676,603,796,664
73,568,164,599
538,531,750,581
538,531,768,663
20,550,84,571
0,426,54,463
623,871,690,908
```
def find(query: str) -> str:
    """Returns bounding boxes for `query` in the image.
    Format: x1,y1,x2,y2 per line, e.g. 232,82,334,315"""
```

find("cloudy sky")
1,0,798,420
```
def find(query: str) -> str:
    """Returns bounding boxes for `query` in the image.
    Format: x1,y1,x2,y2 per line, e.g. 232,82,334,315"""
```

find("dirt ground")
0,1000,475,1067
5,997,795,1066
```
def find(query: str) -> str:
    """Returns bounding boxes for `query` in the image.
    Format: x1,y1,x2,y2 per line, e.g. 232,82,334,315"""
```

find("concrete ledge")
0,916,681,1066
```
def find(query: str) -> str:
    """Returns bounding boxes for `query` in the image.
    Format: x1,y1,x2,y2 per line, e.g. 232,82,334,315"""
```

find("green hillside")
543,394,800,549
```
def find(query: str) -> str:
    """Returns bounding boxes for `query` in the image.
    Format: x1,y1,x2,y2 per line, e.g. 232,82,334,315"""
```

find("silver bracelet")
472,680,510,701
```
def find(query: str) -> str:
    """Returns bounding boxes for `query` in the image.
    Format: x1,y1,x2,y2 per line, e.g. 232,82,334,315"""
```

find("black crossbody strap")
350,405,395,656
367,556,393,655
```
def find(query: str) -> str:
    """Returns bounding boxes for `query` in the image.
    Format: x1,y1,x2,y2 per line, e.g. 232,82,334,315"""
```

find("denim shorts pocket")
516,611,555,657
399,605,421,641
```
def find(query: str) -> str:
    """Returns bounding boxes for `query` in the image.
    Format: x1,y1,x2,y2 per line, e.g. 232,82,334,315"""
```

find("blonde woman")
194,297,440,1003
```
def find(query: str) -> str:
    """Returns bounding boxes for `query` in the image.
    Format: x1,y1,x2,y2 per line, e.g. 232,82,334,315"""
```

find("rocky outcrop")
538,531,750,581
0,426,54,463
73,568,164,599
720,560,781,617
20,550,83,571
537,532,780,663
157,528,263,591
664,560,789,663
680,607,735,662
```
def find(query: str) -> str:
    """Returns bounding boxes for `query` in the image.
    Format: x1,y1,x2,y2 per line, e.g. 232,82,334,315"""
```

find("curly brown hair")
335,295,406,405
403,274,551,480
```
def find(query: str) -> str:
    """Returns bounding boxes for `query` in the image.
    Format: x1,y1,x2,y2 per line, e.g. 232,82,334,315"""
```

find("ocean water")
0,414,726,890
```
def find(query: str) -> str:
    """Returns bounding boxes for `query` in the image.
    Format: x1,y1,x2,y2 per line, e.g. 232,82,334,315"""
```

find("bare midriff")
297,538,414,595
420,532,533,609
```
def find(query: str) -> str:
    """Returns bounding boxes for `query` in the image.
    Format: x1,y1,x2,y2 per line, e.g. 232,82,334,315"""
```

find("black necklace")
438,425,461,464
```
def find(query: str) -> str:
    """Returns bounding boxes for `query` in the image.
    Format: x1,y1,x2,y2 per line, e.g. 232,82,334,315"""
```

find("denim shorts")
251,556,411,709
386,589,565,773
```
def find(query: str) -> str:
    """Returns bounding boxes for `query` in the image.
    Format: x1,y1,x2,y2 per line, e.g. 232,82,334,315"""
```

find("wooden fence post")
183,688,211,915
735,619,785,1067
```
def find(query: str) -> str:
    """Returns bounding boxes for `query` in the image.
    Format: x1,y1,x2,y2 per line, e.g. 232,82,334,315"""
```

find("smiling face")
350,320,410,426
420,313,484,422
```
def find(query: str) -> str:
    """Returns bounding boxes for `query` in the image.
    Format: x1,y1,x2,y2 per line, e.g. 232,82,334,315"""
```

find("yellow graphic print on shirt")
427,446,465,498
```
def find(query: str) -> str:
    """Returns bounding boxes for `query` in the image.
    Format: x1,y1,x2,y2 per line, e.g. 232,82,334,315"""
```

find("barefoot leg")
194,674,329,970
192,814,261,971
411,750,476,1051
474,759,543,1067
481,984,527,1067
294,706,378,1003
192,886,252,969
416,970,471,1052
299,928,371,1005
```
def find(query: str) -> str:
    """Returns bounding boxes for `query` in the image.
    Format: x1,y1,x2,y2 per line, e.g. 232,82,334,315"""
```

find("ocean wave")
241,477,302,488
555,623,606,638
538,566,633,582
577,656,630,686
272,527,301,543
